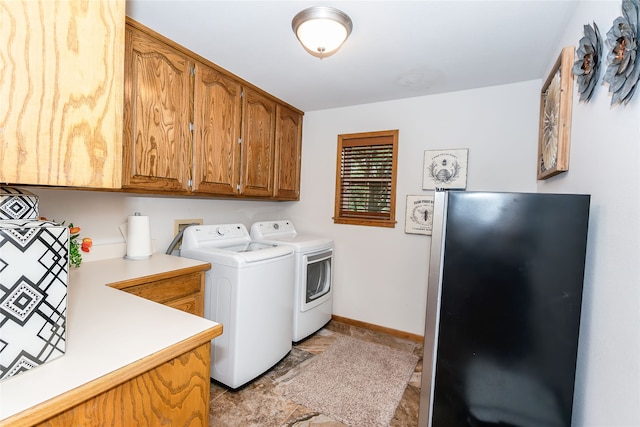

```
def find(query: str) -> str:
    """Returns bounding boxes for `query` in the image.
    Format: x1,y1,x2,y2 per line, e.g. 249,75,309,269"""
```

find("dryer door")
302,249,333,311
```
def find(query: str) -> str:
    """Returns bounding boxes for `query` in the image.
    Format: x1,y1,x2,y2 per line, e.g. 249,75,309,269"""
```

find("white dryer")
180,224,294,389
250,220,334,342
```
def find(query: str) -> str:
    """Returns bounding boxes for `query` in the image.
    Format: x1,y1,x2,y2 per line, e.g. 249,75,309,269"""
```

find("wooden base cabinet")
109,266,207,317
123,18,302,200
35,342,213,427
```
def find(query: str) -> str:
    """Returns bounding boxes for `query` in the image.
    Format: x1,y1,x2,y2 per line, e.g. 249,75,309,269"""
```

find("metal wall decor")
538,47,575,180
573,23,603,102
603,0,640,106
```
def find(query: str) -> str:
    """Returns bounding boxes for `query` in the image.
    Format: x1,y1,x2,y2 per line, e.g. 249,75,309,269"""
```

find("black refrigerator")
418,190,590,427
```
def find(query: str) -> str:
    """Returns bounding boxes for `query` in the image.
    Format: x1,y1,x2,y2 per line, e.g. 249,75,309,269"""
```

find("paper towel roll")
125,213,152,260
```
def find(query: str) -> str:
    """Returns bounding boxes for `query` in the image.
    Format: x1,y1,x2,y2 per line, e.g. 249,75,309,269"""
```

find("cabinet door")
33,342,212,426
0,0,124,188
192,62,241,195
274,105,303,200
240,88,276,197
122,24,191,192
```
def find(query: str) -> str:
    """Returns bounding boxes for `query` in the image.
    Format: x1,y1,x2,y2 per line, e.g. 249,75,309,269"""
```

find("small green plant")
40,219,94,268
67,223,93,268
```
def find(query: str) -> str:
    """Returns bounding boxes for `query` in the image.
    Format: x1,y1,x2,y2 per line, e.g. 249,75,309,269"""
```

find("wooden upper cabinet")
240,88,277,197
121,18,303,199
0,0,124,188
122,24,192,192
191,62,242,195
274,105,303,200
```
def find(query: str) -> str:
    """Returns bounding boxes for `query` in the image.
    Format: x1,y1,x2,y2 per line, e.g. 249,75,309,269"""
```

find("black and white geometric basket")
0,187,40,221
0,188,68,381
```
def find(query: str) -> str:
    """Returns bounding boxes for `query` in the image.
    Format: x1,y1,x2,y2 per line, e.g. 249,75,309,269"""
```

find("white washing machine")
250,220,334,342
180,223,294,389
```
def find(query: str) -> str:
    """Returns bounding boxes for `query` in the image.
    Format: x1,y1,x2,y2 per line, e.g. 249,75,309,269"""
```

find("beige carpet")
282,335,419,426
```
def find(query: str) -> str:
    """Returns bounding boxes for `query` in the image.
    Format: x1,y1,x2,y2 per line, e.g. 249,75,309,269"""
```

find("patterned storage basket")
0,187,39,220
0,219,68,381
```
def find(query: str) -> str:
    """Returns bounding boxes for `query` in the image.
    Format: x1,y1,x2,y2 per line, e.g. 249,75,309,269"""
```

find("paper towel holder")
124,212,152,260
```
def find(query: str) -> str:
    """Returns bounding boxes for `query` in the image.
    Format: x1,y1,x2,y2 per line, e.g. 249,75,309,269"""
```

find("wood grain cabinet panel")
122,24,192,192
36,342,212,427
123,18,302,200
192,62,242,195
110,269,206,317
241,88,277,197
0,0,124,188
166,295,201,315
274,105,303,200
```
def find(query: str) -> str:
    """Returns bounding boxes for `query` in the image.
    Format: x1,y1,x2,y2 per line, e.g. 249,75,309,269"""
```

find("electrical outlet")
174,218,203,236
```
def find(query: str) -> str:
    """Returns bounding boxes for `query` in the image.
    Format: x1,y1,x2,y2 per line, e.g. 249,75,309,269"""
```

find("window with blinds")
334,130,399,227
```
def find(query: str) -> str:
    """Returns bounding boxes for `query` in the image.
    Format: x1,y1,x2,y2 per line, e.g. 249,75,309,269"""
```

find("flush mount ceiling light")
292,6,353,59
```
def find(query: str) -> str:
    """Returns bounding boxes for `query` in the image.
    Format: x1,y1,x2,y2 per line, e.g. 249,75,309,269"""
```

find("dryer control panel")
250,220,297,239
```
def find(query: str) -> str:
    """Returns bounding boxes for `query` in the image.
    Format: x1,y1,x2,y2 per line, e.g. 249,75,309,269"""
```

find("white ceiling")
126,1,579,112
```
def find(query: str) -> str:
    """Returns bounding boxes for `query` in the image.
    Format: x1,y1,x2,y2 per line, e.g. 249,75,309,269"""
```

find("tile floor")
208,321,423,426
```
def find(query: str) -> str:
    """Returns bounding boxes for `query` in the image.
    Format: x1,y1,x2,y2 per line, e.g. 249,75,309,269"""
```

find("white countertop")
0,254,217,421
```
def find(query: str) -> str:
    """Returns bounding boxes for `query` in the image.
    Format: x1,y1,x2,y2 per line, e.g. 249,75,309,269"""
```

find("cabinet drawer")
123,272,201,303
114,271,205,317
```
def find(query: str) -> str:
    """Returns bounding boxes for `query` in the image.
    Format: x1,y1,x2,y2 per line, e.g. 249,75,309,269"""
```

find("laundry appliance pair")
180,220,333,389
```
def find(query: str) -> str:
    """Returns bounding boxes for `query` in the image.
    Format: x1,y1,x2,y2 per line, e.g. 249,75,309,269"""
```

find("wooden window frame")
334,130,399,227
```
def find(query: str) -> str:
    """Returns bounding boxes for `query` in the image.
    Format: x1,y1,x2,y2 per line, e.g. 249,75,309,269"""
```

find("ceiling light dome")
292,6,353,59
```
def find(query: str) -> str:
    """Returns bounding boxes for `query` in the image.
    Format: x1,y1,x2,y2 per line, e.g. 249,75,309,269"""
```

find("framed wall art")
422,149,468,190
538,46,574,180
405,195,434,235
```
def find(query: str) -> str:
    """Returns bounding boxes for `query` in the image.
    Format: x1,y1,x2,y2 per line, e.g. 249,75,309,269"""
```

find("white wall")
283,80,540,335
537,1,640,425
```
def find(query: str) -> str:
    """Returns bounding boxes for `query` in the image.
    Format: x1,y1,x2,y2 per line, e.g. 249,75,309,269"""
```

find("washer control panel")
182,224,249,248
212,225,242,237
